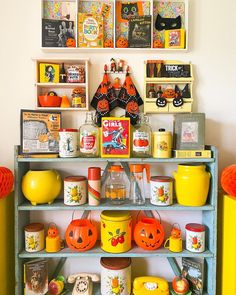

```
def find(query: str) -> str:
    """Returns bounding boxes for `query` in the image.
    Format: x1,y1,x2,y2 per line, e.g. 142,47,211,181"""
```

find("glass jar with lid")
105,165,126,205
132,114,152,158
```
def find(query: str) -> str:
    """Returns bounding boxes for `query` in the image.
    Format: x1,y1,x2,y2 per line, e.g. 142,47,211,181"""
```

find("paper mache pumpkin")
65,219,97,251
48,224,59,238
153,39,163,48
116,37,129,48
104,39,114,48
162,87,176,98
66,38,76,47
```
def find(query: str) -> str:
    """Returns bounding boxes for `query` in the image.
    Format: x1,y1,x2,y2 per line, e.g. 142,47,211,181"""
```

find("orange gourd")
65,219,97,251
60,95,70,108
134,217,164,250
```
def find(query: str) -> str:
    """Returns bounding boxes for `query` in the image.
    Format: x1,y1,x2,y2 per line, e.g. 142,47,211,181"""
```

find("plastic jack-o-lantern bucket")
134,217,164,250
65,219,97,252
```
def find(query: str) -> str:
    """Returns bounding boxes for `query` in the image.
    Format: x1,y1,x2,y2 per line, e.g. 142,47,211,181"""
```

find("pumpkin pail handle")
72,210,91,221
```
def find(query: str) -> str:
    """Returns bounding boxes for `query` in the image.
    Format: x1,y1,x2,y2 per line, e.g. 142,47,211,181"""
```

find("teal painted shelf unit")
14,145,218,295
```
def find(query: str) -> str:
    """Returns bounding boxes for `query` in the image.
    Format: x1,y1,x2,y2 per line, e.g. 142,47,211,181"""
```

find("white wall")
1,0,236,283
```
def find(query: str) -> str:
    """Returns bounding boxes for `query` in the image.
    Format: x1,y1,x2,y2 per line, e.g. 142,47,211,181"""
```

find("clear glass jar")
79,112,99,157
105,165,126,205
129,164,145,205
132,114,152,158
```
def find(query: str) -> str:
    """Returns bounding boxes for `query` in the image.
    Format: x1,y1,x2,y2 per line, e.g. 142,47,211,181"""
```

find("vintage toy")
101,210,131,253
133,276,169,295
46,223,62,253
48,276,65,294
118,59,125,72
68,273,100,295
164,223,182,252
22,170,62,205
134,217,164,250
101,117,130,158
0,167,14,199
113,77,121,90
172,276,189,295
65,219,97,251
110,58,116,72
221,165,236,197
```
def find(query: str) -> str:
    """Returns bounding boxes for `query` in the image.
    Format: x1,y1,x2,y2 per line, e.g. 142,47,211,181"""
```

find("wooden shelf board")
35,107,88,111
18,244,214,259
17,156,215,163
36,83,86,87
18,199,215,211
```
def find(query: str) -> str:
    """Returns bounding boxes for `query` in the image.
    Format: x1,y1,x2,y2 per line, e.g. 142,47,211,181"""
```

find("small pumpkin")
171,226,181,239
65,219,97,251
116,37,128,48
134,217,164,250
48,224,59,238
66,38,76,47
126,101,138,114
104,39,114,48
162,87,176,98
153,39,163,48
97,98,109,112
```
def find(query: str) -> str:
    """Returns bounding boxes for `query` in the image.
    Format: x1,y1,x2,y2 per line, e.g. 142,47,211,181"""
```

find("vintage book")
182,258,204,295
128,15,151,48
24,259,48,295
20,110,61,154
42,19,75,47
78,13,103,48
174,149,211,159
39,63,60,83
173,113,205,150
165,29,185,49
101,117,130,158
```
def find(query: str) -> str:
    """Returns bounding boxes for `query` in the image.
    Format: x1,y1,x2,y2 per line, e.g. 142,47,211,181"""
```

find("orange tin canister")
100,210,132,253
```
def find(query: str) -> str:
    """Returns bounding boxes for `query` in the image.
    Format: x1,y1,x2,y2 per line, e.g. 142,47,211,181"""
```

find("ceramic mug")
164,236,182,252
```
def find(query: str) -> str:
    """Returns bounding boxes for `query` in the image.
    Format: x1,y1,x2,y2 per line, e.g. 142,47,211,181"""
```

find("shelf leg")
101,162,114,186
52,258,67,280
167,257,181,277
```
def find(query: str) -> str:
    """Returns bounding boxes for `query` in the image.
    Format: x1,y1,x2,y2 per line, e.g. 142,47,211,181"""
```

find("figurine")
173,85,184,107
46,223,62,253
118,59,125,72
113,77,121,90
110,58,116,72
164,224,182,252
48,276,65,295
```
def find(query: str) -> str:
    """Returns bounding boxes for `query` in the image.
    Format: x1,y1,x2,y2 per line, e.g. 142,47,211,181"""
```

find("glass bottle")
157,85,163,98
129,164,146,205
59,63,67,83
132,114,152,158
79,112,99,157
148,84,157,98
105,165,126,205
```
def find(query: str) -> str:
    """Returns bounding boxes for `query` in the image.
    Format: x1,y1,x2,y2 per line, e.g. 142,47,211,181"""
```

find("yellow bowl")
22,170,62,205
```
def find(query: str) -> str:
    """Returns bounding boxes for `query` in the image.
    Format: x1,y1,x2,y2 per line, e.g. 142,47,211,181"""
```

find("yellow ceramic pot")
22,170,62,205
173,164,211,206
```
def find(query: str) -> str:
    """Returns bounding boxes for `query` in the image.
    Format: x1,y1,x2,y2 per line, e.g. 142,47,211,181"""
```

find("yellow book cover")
164,29,185,49
39,63,60,83
174,149,212,158
78,13,104,48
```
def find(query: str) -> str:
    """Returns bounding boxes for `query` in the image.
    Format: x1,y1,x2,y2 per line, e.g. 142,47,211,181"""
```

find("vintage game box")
174,149,211,158
78,13,104,48
20,110,61,154
24,259,48,295
101,117,130,158
39,63,60,83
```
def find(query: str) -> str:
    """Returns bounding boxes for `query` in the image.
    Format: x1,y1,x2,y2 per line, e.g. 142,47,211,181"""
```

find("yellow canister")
101,211,132,253
153,129,172,158
173,163,211,206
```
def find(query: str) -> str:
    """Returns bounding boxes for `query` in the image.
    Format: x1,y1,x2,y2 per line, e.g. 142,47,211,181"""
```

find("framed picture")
101,117,130,158
20,110,61,154
164,29,185,49
174,113,205,150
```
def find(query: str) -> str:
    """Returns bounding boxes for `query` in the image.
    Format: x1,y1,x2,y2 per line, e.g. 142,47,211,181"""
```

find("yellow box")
164,29,185,49
39,63,60,83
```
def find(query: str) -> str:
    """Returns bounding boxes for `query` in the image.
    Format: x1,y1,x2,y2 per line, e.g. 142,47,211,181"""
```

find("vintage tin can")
153,129,172,158
185,223,206,253
64,176,87,206
100,211,132,253
100,257,131,295
24,223,45,252
150,176,174,206
59,128,78,158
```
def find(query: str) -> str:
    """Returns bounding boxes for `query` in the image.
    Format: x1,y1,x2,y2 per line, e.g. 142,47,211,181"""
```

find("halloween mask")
155,14,181,31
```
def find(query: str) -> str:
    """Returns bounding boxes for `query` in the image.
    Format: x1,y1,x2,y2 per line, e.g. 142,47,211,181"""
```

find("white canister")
64,176,87,206
24,223,45,252
101,257,131,295
150,176,173,206
185,223,206,253
59,128,78,158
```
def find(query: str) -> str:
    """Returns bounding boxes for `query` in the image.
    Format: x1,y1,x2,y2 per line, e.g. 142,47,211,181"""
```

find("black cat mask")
155,14,181,31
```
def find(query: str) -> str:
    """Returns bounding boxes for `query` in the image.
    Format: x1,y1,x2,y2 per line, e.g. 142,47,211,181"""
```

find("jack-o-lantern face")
116,37,128,48
173,96,184,107
104,39,114,48
171,227,181,239
48,224,59,238
162,88,176,98
134,218,164,250
153,39,163,48
126,101,139,114
66,38,76,47
97,98,109,112
156,97,167,108
65,219,97,251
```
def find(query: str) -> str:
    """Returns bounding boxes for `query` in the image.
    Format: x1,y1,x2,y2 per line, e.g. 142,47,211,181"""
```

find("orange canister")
101,211,132,253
